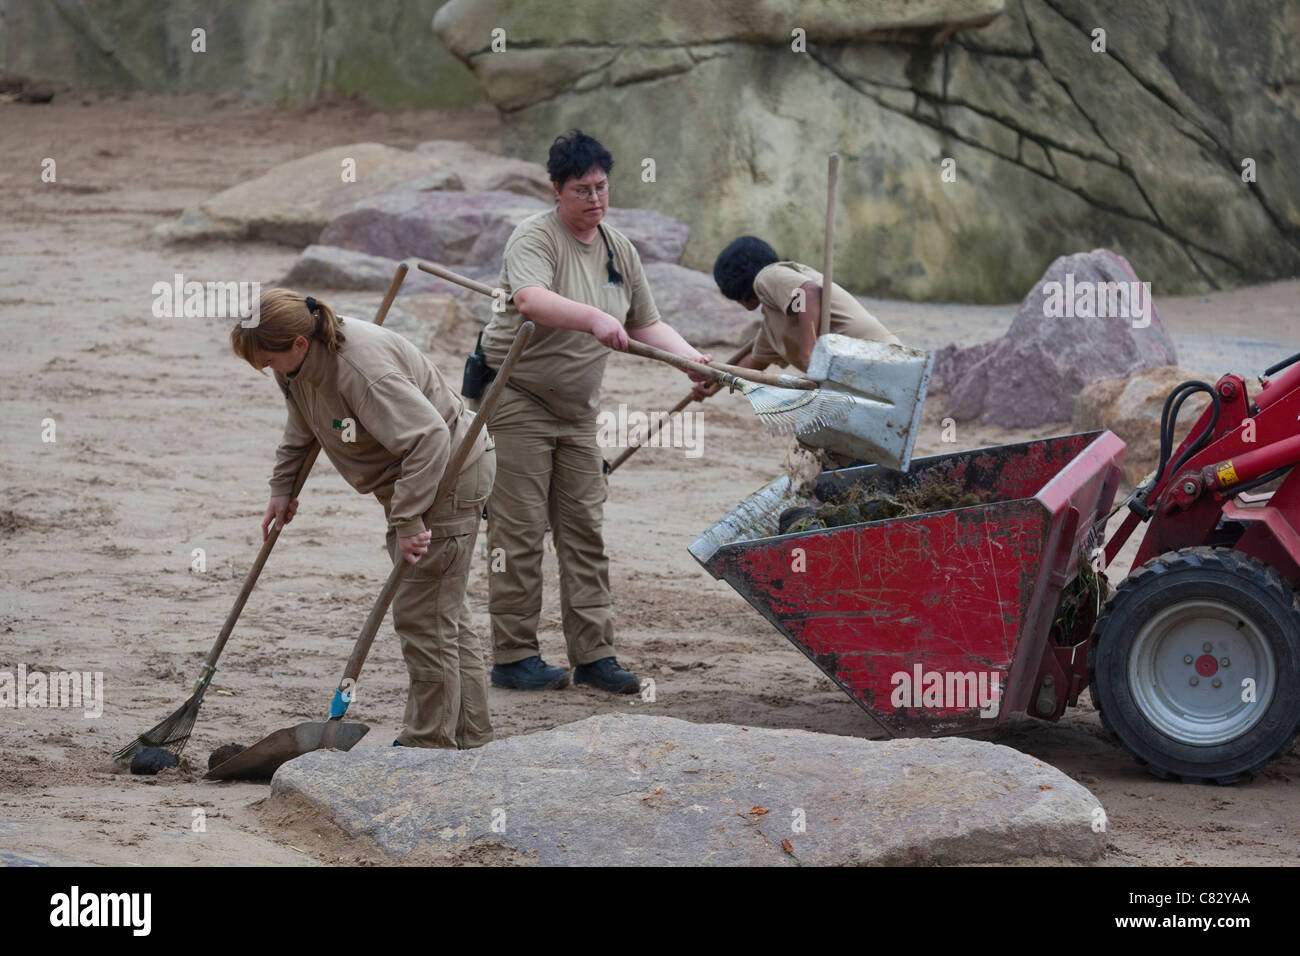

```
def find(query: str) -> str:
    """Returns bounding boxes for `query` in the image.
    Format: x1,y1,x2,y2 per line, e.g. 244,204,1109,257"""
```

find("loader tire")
1089,546,1300,783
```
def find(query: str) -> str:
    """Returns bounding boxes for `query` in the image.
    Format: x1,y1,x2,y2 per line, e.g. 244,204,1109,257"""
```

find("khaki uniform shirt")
481,208,659,421
751,261,900,371
269,317,489,538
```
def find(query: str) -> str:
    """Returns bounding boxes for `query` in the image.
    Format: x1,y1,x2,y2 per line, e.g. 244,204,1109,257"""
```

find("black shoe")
491,655,570,690
573,657,641,694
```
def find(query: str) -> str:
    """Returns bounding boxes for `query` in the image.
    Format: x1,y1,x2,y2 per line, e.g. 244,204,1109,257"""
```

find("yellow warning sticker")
1217,462,1239,486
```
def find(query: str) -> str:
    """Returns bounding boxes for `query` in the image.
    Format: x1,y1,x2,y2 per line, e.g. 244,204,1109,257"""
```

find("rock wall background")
435,0,1300,302
10,0,1297,302
0,0,485,106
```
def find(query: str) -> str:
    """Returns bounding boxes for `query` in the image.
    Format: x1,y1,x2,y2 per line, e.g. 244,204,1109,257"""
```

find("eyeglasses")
568,181,609,201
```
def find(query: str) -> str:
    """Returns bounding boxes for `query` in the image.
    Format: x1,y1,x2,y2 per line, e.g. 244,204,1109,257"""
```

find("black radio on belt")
462,331,497,400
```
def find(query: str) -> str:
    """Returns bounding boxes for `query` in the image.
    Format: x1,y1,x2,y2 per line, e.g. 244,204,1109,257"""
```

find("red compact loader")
691,352,1300,783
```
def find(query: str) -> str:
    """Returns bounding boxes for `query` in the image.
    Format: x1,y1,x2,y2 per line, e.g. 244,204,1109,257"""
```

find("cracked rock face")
2,0,485,107
269,713,1106,865
435,0,1300,302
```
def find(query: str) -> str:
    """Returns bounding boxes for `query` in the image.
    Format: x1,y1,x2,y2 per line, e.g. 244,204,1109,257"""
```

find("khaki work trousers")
485,387,615,668
376,448,496,749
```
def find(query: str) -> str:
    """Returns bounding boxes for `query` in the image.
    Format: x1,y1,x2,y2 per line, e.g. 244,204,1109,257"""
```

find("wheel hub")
1129,599,1274,746
1194,654,1219,677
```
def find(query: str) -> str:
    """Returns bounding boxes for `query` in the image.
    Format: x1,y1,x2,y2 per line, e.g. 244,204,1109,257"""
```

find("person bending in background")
698,236,900,401
231,290,495,749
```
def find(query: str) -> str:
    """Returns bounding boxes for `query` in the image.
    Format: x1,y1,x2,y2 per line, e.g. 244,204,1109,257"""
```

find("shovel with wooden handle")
206,320,536,781
114,264,409,767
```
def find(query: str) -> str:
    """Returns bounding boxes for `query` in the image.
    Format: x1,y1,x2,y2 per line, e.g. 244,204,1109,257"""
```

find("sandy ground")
0,90,1297,867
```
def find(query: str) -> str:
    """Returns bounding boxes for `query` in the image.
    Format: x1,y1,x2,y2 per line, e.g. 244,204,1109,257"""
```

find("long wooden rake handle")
605,339,754,474
328,320,535,713
623,339,816,390
418,261,497,299
417,261,814,390
198,264,409,689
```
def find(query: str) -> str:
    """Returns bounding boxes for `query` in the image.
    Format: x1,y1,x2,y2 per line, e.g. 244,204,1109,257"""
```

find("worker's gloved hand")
262,495,299,539
398,530,432,565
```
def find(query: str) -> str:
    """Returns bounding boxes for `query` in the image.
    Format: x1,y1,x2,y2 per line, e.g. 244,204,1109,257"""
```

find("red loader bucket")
690,431,1126,736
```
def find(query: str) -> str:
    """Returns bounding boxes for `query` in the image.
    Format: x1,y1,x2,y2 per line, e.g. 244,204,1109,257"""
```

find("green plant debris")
777,480,995,534
1052,551,1109,645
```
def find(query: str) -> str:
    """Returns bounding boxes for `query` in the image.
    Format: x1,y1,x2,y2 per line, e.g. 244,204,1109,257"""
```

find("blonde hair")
230,289,345,370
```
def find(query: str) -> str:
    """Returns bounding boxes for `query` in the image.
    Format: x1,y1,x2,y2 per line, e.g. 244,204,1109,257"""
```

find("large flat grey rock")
317,189,549,276
156,143,463,246
156,142,551,247
414,140,552,201
279,245,482,297
269,714,1105,865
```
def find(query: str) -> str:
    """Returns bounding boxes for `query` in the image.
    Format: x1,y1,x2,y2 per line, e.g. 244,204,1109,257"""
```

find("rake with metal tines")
623,341,853,436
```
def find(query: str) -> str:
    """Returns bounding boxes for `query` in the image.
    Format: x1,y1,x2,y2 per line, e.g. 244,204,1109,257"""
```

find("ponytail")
303,294,345,353
230,289,346,370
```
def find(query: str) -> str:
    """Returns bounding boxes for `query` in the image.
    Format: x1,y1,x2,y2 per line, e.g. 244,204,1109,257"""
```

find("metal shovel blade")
800,336,933,471
204,720,370,781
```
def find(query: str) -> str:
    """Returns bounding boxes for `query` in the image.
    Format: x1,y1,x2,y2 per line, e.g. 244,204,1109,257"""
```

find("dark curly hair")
713,236,779,302
546,129,613,186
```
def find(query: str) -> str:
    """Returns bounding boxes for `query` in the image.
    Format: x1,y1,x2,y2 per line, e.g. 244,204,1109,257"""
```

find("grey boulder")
643,262,760,348
602,207,690,264
278,244,488,298
415,140,553,201
317,190,550,275
156,143,464,246
269,713,1106,865
941,249,1177,427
